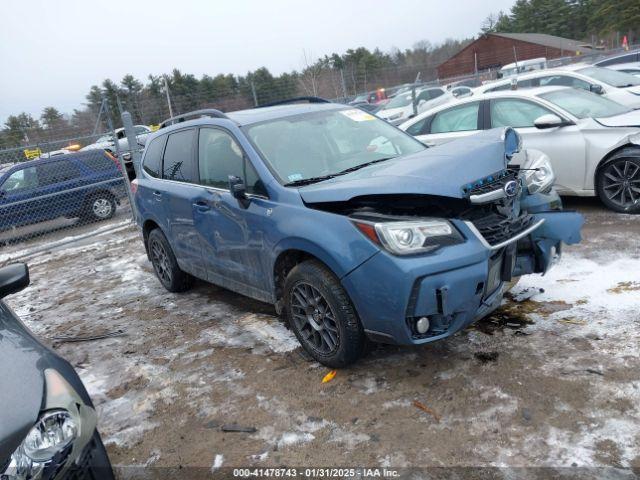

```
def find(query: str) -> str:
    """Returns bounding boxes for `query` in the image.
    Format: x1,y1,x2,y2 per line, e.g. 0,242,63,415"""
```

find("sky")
0,0,515,124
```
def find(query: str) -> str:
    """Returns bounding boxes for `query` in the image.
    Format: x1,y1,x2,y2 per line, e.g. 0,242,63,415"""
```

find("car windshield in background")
539,88,631,119
381,93,414,110
576,66,640,87
244,108,425,185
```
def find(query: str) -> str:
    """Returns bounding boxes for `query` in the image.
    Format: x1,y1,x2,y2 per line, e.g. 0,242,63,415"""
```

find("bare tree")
298,49,324,96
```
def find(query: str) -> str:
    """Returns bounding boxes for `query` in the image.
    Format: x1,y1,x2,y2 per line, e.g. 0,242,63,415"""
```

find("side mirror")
0,264,30,299
228,175,249,208
534,114,565,129
590,84,604,95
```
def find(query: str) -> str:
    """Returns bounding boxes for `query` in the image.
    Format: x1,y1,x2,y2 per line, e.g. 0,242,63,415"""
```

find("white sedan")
476,64,640,109
376,87,452,125
399,86,640,213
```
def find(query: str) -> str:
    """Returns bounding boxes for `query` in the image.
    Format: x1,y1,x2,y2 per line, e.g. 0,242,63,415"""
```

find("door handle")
194,199,211,211
152,191,162,197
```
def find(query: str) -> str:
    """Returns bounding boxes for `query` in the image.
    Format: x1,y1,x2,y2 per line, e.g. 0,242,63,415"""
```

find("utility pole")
250,81,259,107
163,76,174,118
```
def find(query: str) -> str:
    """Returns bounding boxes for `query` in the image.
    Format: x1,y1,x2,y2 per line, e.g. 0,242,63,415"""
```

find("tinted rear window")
143,135,166,178
163,129,197,183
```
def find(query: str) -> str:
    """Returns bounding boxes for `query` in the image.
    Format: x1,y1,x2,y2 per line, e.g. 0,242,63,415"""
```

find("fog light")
416,317,430,334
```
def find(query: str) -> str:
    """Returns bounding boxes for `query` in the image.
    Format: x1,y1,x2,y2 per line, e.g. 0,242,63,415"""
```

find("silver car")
399,86,640,213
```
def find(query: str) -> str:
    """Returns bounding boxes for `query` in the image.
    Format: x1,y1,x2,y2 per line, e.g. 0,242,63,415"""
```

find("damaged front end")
306,129,584,345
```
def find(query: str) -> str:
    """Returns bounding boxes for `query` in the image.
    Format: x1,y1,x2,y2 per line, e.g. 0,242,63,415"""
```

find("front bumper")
342,210,583,345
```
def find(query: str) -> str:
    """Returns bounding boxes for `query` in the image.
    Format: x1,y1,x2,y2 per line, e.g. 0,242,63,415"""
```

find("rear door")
414,101,482,146
159,128,207,279
488,97,586,193
34,159,85,219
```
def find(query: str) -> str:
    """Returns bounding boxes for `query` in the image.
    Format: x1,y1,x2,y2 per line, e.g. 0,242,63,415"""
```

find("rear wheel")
147,228,194,292
284,260,365,368
85,193,116,221
596,150,640,213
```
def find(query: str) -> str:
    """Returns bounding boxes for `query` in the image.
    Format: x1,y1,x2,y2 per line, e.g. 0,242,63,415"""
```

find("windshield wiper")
284,174,338,187
334,157,396,175
284,157,396,187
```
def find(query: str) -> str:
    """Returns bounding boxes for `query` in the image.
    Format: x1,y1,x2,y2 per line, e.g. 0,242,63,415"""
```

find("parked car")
0,150,126,235
0,263,115,479
132,102,582,367
349,89,388,105
477,64,640,109
399,85,640,213
605,62,640,77
81,125,151,155
498,57,547,79
377,87,450,125
593,49,640,67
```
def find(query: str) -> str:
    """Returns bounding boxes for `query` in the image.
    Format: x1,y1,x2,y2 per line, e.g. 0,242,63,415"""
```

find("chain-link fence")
0,43,636,261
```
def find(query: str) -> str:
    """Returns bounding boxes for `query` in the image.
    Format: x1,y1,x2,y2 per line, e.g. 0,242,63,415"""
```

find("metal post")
251,81,259,106
163,77,174,118
105,99,135,221
411,85,417,117
121,111,141,222
340,68,347,100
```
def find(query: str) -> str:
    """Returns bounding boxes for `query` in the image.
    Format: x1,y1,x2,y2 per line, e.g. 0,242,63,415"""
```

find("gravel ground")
3,197,640,479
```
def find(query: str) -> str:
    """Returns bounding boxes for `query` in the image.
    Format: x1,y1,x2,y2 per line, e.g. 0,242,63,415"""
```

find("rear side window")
405,116,431,136
538,75,590,90
163,129,197,183
431,102,480,133
143,136,165,178
79,153,117,172
36,160,80,186
1,167,38,192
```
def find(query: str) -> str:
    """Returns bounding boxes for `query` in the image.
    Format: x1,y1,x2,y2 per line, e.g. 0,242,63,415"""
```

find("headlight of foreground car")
523,153,555,195
5,410,78,479
354,219,464,255
2,369,96,480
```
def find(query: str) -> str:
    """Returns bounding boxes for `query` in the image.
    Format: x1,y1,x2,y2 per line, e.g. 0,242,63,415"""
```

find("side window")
143,135,165,178
79,152,117,172
430,102,480,134
163,129,197,183
36,160,80,186
406,116,431,136
490,99,554,128
198,128,264,195
429,89,444,100
0,167,38,192
538,75,590,90
486,83,511,93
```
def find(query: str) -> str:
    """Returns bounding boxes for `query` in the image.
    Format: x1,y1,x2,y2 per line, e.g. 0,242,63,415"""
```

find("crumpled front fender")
514,210,584,276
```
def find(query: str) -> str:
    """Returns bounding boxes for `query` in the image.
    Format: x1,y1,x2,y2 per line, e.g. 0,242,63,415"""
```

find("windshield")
539,88,631,119
576,66,640,87
244,108,425,185
381,93,414,110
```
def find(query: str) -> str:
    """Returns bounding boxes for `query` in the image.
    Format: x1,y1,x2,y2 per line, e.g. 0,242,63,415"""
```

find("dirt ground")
3,197,640,479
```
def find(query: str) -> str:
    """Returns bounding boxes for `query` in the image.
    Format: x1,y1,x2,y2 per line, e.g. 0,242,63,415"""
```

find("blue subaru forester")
133,98,583,367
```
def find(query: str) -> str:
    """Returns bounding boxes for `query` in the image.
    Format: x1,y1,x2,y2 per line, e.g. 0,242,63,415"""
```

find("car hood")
0,302,44,463
596,110,640,127
377,106,409,119
298,128,514,204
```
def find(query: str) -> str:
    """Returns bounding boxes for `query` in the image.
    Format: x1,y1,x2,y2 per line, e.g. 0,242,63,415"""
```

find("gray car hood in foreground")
298,128,513,204
596,109,640,127
0,302,44,463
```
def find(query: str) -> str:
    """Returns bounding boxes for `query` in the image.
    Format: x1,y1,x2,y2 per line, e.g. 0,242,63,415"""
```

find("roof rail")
159,109,230,129
257,96,332,108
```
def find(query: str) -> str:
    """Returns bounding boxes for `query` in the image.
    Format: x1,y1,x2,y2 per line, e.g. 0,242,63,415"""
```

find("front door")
193,127,271,298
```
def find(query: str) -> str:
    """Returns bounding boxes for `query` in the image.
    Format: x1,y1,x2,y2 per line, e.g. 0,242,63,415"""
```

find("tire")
147,228,194,292
596,149,640,214
283,260,365,368
85,193,116,221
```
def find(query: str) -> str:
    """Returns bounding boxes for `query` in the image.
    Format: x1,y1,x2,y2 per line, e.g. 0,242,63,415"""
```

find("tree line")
482,0,639,46
0,39,469,150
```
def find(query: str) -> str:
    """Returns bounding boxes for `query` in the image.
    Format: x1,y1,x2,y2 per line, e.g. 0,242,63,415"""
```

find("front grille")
471,211,534,247
462,168,519,197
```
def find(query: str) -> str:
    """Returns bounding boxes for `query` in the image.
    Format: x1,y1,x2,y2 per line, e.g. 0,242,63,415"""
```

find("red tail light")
104,150,122,172
130,179,139,195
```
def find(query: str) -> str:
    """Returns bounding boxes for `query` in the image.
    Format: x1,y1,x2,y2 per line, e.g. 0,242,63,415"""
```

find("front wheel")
596,151,640,213
284,260,365,368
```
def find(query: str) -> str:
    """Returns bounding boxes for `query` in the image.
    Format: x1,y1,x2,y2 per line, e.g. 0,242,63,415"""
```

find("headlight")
354,218,464,255
3,410,78,479
522,151,555,194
